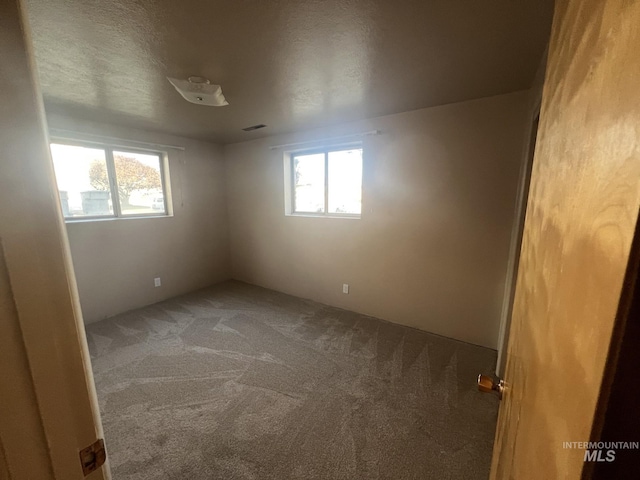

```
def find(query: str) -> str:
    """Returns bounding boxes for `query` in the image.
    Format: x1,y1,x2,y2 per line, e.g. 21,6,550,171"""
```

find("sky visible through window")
328,149,362,214
293,148,362,215
51,143,112,217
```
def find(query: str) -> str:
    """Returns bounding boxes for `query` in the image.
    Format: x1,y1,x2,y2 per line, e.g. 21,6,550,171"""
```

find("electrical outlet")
154,277,161,287
343,284,349,294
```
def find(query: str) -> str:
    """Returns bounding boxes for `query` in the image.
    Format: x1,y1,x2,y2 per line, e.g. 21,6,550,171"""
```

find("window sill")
64,214,173,224
285,213,361,220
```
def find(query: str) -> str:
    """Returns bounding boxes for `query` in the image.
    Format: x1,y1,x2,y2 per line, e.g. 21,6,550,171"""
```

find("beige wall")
225,91,529,348
47,115,231,323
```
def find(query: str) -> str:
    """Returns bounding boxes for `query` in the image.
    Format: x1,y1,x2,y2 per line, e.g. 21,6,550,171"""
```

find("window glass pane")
112,151,164,216
293,153,325,213
50,143,113,218
328,148,362,214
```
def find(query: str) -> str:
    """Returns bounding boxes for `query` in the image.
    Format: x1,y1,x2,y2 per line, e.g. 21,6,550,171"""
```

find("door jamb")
496,101,541,376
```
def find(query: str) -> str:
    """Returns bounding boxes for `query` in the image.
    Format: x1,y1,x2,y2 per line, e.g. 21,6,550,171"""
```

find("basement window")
49,142,170,220
285,145,363,217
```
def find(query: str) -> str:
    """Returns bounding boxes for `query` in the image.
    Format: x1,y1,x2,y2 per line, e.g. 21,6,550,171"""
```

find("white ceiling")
26,0,554,144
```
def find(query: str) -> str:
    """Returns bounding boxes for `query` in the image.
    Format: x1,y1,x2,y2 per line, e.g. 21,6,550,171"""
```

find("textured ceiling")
25,0,554,144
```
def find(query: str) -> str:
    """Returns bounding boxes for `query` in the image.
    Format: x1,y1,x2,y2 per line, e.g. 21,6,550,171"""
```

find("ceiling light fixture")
167,76,228,106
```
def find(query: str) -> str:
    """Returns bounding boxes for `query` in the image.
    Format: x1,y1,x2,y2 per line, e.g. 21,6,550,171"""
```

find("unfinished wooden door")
490,1,640,478
0,1,108,478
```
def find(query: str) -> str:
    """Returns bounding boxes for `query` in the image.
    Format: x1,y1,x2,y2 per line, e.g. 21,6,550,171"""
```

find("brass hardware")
79,438,106,476
477,374,505,399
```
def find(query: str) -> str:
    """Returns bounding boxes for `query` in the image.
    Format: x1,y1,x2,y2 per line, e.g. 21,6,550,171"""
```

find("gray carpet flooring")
86,281,499,480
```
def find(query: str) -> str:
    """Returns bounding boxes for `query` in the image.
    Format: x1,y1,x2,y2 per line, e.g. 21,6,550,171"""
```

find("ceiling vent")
242,124,267,131
167,76,228,106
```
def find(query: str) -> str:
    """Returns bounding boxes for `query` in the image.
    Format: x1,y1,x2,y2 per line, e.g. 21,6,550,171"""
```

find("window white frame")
284,143,363,218
50,139,171,221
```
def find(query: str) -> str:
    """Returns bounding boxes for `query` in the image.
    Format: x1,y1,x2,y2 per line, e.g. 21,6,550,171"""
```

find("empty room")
3,1,640,479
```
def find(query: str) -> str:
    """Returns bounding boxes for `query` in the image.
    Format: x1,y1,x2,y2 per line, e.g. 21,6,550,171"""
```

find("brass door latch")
79,438,106,476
